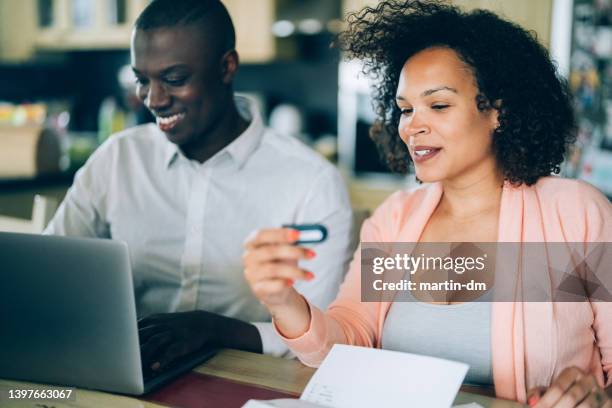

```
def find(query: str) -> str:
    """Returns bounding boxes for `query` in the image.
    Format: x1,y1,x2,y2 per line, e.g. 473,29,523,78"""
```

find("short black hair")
135,0,236,55
339,0,577,186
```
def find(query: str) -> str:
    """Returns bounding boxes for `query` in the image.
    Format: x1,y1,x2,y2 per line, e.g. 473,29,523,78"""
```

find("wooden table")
0,349,526,407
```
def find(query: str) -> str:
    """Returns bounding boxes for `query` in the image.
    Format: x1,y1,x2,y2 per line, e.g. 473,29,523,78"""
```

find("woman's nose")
400,110,429,140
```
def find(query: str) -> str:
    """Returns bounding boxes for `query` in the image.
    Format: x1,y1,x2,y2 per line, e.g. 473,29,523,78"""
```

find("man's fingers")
138,324,170,343
138,312,175,328
157,342,189,370
140,331,173,368
243,228,298,249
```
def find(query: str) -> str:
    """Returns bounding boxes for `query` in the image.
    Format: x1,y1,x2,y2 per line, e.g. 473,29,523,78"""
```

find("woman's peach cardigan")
281,177,612,403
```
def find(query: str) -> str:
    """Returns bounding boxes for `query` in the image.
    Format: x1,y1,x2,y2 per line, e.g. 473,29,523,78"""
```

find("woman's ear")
491,99,502,130
220,49,239,84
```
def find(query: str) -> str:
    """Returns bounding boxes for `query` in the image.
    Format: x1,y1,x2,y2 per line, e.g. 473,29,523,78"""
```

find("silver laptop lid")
0,232,144,394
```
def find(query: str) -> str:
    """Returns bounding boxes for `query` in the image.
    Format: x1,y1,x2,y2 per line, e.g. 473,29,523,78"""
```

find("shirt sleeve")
252,322,296,358
44,144,111,238
254,166,355,357
578,182,612,387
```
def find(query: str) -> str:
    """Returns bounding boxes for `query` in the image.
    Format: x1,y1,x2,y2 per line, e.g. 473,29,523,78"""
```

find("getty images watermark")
360,242,611,302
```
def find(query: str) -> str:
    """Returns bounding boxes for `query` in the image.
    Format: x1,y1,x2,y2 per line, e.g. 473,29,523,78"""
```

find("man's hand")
527,367,611,408
138,310,262,376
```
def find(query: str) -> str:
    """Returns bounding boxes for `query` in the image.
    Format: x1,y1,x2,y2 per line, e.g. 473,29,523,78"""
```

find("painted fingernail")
305,249,316,259
288,229,300,242
286,279,294,287
305,271,315,281
527,394,539,407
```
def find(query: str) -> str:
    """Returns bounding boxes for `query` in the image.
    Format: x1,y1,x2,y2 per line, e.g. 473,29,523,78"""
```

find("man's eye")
164,77,187,86
432,104,450,110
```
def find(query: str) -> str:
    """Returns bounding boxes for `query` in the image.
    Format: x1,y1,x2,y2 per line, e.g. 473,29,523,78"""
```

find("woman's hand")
243,228,314,306
243,228,314,338
527,367,611,407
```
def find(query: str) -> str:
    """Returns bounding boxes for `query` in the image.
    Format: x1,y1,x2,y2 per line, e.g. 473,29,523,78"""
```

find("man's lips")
155,112,186,131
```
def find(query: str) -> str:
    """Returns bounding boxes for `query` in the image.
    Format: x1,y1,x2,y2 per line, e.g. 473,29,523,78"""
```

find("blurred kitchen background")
0,0,611,224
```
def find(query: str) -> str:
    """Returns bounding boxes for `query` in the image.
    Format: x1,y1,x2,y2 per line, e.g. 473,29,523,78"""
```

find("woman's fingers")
245,262,314,285
244,243,315,265
553,375,596,408
536,367,583,407
534,366,610,408
576,389,611,408
249,278,303,307
528,386,547,407
251,278,291,295
243,228,298,249
242,227,317,307
244,262,314,306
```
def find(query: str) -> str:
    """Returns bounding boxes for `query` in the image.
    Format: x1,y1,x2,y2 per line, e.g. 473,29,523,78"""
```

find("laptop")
0,231,217,395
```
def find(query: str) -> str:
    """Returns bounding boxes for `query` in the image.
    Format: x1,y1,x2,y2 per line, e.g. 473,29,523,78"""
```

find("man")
45,0,353,376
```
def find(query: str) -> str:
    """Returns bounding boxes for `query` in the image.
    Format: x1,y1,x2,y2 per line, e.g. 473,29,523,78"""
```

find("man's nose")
145,82,171,111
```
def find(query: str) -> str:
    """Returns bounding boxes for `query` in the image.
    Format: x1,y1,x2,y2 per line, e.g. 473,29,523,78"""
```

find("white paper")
243,398,326,408
243,400,483,408
299,344,468,408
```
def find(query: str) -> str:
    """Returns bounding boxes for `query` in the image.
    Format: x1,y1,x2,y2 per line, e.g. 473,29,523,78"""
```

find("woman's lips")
156,112,186,132
412,146,442,163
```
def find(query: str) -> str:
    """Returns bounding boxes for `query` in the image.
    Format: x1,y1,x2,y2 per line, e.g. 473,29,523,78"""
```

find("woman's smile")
412,145,442,163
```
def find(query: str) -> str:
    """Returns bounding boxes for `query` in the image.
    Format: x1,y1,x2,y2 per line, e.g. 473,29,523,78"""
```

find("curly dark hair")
338,0,576,185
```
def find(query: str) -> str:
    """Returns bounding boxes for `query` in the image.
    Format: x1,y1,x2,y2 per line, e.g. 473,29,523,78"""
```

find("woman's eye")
432,104,450,110
135,77,148,86
400,108,414,116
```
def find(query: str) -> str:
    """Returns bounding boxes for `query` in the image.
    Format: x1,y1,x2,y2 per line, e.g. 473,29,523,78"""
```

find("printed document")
244,344,469,408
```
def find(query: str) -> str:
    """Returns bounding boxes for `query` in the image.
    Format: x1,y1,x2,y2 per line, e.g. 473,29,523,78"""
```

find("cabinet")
0,0,276,62
342,0,380,17
452,0,552,47
342,0,553,47
0,1,39,61
224,0,276,63
35,0,150,50
0,0,149,61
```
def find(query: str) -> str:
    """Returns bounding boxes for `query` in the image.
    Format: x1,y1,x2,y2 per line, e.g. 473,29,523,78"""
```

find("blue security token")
283,224,328,244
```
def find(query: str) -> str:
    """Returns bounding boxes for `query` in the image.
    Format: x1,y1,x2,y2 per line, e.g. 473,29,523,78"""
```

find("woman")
243,1,612,406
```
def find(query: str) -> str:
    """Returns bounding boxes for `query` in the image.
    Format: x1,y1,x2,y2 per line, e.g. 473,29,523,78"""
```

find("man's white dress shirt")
45,95,354,356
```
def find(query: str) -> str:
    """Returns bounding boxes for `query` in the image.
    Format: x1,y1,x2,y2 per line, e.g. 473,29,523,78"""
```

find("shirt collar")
163,94,265,169
163,142,181,168
222,94,265,169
